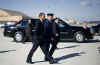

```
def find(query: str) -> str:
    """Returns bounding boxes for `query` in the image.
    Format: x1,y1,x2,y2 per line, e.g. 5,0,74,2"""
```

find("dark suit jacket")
52,22,60,39
34,19,44,41
43,19,53,40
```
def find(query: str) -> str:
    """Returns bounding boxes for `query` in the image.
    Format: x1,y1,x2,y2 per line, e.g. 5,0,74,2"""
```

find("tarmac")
0,28,100,65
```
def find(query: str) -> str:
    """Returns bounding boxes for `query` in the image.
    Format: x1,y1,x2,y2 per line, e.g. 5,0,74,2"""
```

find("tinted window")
60,20,69,26
58,21,65,28
31,19,38,27
58,20,69,28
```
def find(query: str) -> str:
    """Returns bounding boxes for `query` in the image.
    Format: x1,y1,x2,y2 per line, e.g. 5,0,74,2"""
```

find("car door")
58,21,72,40
16,19,28,31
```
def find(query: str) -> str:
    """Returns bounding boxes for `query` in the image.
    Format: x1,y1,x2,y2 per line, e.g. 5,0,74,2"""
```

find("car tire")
14,31,26,42
74,31,85,43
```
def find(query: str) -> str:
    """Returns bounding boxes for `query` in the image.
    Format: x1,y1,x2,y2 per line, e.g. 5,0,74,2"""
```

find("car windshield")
15,19,28,26
59,19,70,26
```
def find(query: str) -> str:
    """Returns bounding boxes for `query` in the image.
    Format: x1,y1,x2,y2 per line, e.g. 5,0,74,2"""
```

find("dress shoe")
26,60,34,64
49,59,58,64
44,58,49,61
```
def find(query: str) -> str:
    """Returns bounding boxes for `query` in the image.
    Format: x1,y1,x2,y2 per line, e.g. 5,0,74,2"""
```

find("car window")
31,19,36,27
16,22,22,26
58,19,70,27
58,21,65,28
16,20,23,26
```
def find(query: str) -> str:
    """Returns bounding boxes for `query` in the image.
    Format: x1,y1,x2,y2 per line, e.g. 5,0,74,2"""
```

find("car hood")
70,25,84,30
70,25,91,33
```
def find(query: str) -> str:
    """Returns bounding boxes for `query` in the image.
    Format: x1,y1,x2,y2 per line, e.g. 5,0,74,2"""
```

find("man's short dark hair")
39,12,45,17
47,13,54,16
55,17,59,20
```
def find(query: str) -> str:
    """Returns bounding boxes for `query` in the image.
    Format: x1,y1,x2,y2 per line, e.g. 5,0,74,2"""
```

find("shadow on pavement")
60,39,100,43
55,52,85,62
57,45,80,50
0,50,16,53
60,39,75,43
31,60,61,64
85,40,100,43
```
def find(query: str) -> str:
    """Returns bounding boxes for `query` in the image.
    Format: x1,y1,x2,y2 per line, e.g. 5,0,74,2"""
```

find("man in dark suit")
49,18,60,56
42,13,58,63
26,13,56,64
44,13,57,60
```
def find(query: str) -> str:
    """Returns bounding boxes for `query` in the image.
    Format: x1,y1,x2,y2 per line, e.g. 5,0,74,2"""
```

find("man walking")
49,18,60,56
44,13,56,60
26,13,56,64
44,14,60,57
42,13,58,64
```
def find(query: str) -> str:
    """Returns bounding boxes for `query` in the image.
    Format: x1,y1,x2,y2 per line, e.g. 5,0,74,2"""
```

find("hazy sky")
0,0,100,21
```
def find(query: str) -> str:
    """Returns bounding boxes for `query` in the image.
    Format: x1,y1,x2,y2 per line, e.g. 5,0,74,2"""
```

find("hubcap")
76,34,83,42
15,33,22,42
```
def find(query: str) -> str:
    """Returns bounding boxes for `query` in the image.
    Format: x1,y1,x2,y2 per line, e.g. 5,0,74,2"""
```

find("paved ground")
0,28,100,65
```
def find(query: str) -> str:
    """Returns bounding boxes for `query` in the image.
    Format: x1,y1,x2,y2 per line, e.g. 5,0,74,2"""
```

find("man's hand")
51,37,54,41
56,33,59,36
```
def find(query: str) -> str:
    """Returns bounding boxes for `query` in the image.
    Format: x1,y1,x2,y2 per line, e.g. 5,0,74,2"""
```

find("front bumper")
4,29,14,37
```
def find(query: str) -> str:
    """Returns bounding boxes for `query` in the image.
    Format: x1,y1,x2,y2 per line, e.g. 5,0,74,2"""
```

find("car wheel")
74,31,85,43
14,31,25,42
